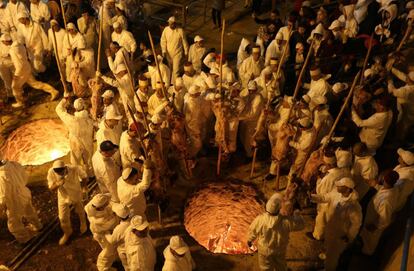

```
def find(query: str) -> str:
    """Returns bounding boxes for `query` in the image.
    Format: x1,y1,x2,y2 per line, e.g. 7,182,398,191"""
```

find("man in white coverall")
85,193,118,249
47,160,88,245
238,46,264,88
187,35,205,73
7,34,59,107
0,34,14,101
160,16,189,82
120,123,143,169
162,235,196,271
0,160,42,243
125,215,156,271
248,193,304,271
394,148,414,211
56,98,94,178
92,140,122,203
311,178,362,271
96,107,123,146
117,160,153,218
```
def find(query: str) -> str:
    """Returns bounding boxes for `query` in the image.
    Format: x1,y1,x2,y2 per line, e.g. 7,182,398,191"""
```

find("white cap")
156,81,164,89
130,215,149,231
67,22,76,30
194,35,204,42
363,68,374,78
336,177,355,189
265,193,283,214
313,23,325,36
112,203,129,218
101,89,114,98
73,98,85,111
275,31,284,40
169,236,189,255
112,21,121,29
214,93,222,99
252,46,260,53
90,193,110,208
175,77,183,87
122,167,134,180
247,80,257,90
50,19,59,26
298,117,312,128
0,33,12,42
188,85,201,94
329,20,342,30
52,160,65,169
397,148,414,165
332,82,349,94
151,114,163,125
168,16,176,23
139,77,149,87
406,1,414,9
302,0,311,7
115,63,127,74
270,58,278,65
106,107,123,120
335,149,352,168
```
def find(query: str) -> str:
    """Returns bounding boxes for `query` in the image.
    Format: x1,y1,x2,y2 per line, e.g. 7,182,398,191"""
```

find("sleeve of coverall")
107,56,115,73
133,167,153,194
391,67,407,83
203,53,215,69
39,24,49,49
160,28,167,55
376,200,394,230
351,110,381,128
101,75,120,88
348,204,362,240
128,32,137,54
247,216,261,243
180,29,189,56
55,99,75,127
0,176,6,206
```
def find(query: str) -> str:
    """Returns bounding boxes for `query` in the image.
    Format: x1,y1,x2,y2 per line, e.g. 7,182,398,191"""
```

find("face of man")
101,149,116,158
68,29,77,35
94,201,109,212
270,12,277,20
115,26,122,34
110,44,118,54
169,22,176,29
18,17,29,25
106,119,119,128
53,167,67,176
103,97,113,105
11,0,17,4
252,52,260,61
52,24,60,32
298,26,305,35
197,40,205,47
337,186,352,197
30,0,39,4
317,10,325,22
156,88,163,98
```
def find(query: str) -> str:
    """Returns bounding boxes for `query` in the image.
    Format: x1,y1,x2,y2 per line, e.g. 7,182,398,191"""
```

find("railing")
400,193,414,271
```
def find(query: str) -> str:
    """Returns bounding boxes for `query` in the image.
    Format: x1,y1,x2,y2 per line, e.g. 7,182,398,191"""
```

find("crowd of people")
1,0,414,270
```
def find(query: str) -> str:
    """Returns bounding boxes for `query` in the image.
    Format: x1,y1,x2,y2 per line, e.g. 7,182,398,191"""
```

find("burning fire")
184,182,264,255
0,119,70,166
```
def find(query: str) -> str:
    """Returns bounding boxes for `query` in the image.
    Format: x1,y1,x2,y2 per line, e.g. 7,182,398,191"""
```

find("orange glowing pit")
184,181,265,255
1,119,70,166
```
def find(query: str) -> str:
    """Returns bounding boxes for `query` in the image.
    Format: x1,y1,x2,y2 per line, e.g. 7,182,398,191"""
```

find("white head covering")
151,114,163,125
101,89,115,98
336,177,355,189
188,85,201,95
112,203,129,219
115,2,125,10
329,20,343,30
194,35,204,42
91,194,110,208
247,80,257,90
298,117,312,128
17,11,29,20
397,148,414,165
66,22,76,31
169,236,189,255
52,160,65,169
168,16,176,23
335,149,352,168
265,193,283,214
106,107,123,120
112,21,121,29
73,98,85,111
130,215,149,230
332,83,349,94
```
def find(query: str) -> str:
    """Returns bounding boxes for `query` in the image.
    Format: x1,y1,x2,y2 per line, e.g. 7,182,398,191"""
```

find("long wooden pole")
96,5,104,72
322,71,361,149
359,33,373,85
292,39,315,102
127,104,148,158
51,28,68,95
147,31,169,99
397,23,413,52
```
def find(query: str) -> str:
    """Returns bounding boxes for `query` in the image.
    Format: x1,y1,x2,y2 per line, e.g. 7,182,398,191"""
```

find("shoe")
12,102,24,108
265,174,276,181
50,90,59,101
59,233,71,245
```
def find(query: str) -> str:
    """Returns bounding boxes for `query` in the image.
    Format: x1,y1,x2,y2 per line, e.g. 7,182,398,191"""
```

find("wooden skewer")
359,33,374,85
51,28,68,95
147,31,169,99
127,104,148,158
250,148,258,179
96,5,104,73
397,23,413,52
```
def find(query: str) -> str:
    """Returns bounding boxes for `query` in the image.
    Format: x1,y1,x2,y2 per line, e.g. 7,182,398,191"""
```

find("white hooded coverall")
47,165,87,236
238,55,264,88
0,41,14,98
107,220,131,271
162,246,196,271
56,99,94,177
248,212,304,271
120,131,142,169
92,151,122,203
0,161,41,243
125,230,156,271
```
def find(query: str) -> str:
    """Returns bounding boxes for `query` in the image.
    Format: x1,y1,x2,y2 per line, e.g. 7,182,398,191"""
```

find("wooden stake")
218,19,225,95
127,104,148,158
51,28,68,95
96,5,104,72
397,23,413,52
147,31,169,99
359,33,374,85
216,145,222,176
250,147,258,179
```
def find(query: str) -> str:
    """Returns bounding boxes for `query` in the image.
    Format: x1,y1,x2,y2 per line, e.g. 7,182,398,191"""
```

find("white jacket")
248,212,304,256
112,30,137,54
30,1,50,24
239,55,264,87
56,99,94,157
96,119,123,146
5,1,28,30
394,165,414,210
125,231,156,271
107,220,130,255
388,82,414,122
352,155,378,198
352,110,393,151
316,167,352,196
117,168,152,217
160,26,189,57
92,151,122,202
188,44,205,72
108,47,130,74
306,78,331,103
17,21,48,56
77,17,97,49
147,64,171,90
365,186,398,230
47,165,86,204
264,39,289,66
162,246,195,271
120,131,142,169
84,201,118,234
62,32,86,59
0,161,31,215
48,28,66,61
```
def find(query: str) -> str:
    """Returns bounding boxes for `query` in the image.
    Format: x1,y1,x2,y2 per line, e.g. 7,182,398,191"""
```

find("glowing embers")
184,181,264,254
1,119,70,166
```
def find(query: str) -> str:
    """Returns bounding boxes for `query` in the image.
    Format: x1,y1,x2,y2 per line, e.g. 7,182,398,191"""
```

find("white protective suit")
17,20,48,73
92,151,122,202
388,81,414,138
147,63,171,90
239,92,264,157
314,190,362,271
120,131,142,169
0,161,42,243
394,164,414,211
188,43,205,73
117,167,152,217
182,73,199,92
125,228,156,271
313,167,352,240
9,40,58,104
360,186,398,255
77,16,98,50
0,41,14,98
160,25,189,81
264,39,289,67
239,55,264,88
237,38,250,69
107,220,131,271
108,47,129,74
352,155,378,199
56,99,94,177
47,27,66,75
30,1,50,27
306,77,331,105
248,211,304,271
354,0,373,23
5,1,28,33
162,246,196,271
203,53,235,84
96,120,123,146
351,109,393,152
111,30,137,55
47,165,87,236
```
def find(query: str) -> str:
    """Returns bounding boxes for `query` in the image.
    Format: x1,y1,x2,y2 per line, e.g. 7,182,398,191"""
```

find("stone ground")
0,0,412,270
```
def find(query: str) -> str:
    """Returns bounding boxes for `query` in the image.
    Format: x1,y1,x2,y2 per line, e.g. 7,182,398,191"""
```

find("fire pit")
184,181,265,255
1,119,70,166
